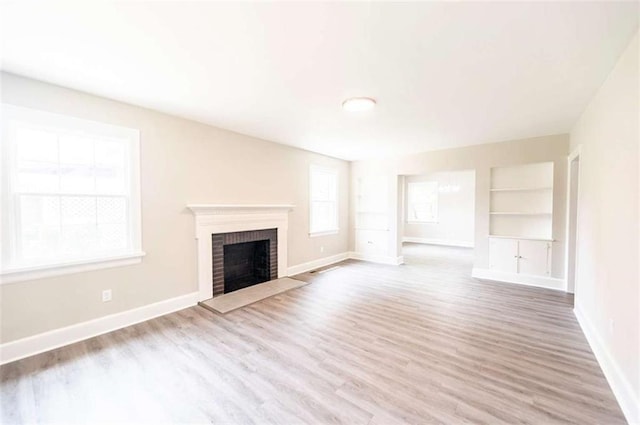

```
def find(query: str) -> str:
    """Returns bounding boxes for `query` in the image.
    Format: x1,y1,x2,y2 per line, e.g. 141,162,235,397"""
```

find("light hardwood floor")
0,243,625,424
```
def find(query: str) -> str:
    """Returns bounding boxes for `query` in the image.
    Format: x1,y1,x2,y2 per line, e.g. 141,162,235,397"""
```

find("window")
1,104,143,283
309,165,338,236
407,181,438,223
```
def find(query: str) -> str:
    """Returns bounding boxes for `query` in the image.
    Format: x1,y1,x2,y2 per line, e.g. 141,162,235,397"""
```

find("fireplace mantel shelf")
187,204,295,215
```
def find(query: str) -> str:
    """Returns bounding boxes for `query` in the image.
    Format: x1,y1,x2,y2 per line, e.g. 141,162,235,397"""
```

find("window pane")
60,224,98,257
19,195,60,226
97,222,128,251
311,201,336,232
19,225,61,261
61,196,96,225
95,138,126,167
311,172,331,201
95,166,125,194
310,166,338,233
60,164,95,193
97,197,127,224
16,161,59,193
59,135,94,165
16,127,58,162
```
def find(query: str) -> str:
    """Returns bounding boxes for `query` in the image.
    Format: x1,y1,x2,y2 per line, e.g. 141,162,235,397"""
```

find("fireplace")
212,228,278,296
187,204,293,301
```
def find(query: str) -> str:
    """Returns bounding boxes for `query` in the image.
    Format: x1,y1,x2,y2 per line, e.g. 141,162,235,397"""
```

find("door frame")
564,145,582,294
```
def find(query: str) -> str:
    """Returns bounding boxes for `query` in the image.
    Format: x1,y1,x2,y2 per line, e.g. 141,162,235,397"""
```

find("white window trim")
0,104,144,284
309,229,339,238
309,164,339,237
0,252,146,284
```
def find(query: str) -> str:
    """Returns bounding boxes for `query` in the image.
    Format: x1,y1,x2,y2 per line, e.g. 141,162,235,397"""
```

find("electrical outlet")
102,289,112,302
320,246,324,253
609,318,615,334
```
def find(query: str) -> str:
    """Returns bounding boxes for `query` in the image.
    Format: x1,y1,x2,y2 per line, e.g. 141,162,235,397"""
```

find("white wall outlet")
609,318,615,334
102,289,112,302
320,246,324,253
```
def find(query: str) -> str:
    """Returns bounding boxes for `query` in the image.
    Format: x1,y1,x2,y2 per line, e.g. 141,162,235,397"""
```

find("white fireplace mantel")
187,204,295,215
187,204,295,301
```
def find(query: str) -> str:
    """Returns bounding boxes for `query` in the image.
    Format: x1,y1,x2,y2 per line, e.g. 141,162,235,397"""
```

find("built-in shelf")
489,235,554,242
489,162,554,242
490,187,552,192
489,212,552,215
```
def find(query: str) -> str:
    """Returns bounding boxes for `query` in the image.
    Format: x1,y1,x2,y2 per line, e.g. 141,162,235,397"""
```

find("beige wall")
0,72,350,343
350,134,569,277
570,33,639,420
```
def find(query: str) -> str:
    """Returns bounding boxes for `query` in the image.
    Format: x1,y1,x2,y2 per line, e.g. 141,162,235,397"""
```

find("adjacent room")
0,2,638,424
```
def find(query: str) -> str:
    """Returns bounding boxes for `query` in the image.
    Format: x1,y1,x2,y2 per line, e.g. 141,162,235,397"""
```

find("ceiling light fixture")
342,97,376,112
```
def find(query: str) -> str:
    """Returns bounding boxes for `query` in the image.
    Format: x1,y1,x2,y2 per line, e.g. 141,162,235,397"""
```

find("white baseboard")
403,237,474,248
349,251,404,266
472,268,565,291
287,252,350,276
574,307,639,424
0,291,199,365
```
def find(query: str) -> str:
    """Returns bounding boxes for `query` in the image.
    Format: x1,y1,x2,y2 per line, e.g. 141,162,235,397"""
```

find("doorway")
566,148,581,296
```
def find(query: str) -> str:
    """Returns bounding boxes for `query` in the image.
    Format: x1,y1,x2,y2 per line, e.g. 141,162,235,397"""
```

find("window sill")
309,229,340,238
0,252,146,285
406,220,439,224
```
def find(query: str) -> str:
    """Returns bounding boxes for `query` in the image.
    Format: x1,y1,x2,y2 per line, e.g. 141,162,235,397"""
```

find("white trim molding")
349,252,405,266
574,307,639,424
287,252,349,276
403,237,474,248
187,204,294,301
309,229,340,238
0,252,146,284
472,268,565,291
0,291,198,365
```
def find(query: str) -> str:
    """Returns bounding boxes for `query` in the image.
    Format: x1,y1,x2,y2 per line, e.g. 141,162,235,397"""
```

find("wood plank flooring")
0,243,626,424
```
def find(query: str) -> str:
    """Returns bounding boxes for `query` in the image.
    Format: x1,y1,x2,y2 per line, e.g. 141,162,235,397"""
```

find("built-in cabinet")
487,162,554,279
489,237,551,276
354,176,390,257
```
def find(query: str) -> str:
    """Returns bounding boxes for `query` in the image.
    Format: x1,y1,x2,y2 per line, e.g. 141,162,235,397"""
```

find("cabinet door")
518,240,551,276
355,229,389,255
489,238,518,273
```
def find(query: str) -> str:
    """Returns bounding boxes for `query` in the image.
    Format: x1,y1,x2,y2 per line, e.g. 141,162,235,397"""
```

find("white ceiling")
1,2,638,161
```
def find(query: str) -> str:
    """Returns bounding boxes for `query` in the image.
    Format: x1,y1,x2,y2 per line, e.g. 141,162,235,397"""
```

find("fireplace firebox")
211,228,278,296
223,240,270,293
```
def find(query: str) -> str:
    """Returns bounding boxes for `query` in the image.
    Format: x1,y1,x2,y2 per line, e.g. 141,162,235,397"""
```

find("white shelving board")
489,162,554,239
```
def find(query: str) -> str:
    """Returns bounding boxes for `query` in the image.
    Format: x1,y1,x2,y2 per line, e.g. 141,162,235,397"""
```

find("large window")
407,181,438,223
309,165,338,236
1,105,143,282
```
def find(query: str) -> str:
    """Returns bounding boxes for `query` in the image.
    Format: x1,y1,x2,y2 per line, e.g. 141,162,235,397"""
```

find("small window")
407,181,438,223
309,165,338,236
1,104,143,282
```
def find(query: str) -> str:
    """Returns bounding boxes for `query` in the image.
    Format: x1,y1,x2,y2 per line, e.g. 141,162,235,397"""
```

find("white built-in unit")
354,176,392,261
482,162,558,287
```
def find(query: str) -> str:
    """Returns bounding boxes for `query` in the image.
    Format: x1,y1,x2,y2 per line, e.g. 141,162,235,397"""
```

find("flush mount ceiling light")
342,97,376,112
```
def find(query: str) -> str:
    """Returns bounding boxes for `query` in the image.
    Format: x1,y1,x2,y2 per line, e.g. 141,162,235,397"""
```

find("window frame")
308,164,339,237
406,180,439,224
0,104,144,284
